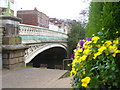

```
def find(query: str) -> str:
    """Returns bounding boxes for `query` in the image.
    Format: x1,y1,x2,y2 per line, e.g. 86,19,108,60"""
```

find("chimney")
34,7,38,11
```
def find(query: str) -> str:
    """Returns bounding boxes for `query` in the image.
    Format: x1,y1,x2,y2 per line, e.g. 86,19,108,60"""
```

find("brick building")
17,8,49,28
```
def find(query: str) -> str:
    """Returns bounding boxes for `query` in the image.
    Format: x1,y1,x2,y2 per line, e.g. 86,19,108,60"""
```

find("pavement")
2,68,72,88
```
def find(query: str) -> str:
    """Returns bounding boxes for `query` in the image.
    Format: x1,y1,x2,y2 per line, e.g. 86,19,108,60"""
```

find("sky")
14,0,90,20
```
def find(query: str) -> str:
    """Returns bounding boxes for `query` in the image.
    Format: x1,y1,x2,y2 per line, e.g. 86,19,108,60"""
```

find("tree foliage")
85,2,103,37
101,2,120,39
67,21,85,56
86,2,120,39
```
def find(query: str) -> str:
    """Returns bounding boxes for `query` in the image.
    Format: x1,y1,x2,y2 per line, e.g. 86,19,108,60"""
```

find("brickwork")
17,13,38,26
17,8,49,28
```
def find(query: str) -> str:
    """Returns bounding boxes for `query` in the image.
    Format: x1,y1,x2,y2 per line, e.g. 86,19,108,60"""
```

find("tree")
67,21,85,56
85,2,104,37
101,2,120,39
85,1,120,39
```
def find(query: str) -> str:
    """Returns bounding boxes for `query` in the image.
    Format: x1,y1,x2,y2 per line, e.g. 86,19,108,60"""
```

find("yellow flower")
80,55,87,61
112,50,120,57
109,45,117,51
77,43,80,47
85,41,92,45
105,40,112,47
102,28,104,30
98,46,107,53
92,34,95,36
72,59,78,67
74,54,78,59
113,38,119,44
70,68,76,77
92,36,100,43
77,48,83,53
101,41,104,43
67,64,70,67
93,52,102,59
81,77,91,87
77,57,82,63
116,31,118,33
74,49,77,53
96,44,101,48
74,48,83,58
82,71,86,74
83,49,91,55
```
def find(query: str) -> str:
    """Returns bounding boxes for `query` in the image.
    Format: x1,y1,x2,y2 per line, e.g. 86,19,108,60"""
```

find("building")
17,8,49,28
49,18,70,34
0,0,14,15
49,18,63,32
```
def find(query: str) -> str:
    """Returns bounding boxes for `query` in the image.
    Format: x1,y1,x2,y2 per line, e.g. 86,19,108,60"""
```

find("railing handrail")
19,24,68,35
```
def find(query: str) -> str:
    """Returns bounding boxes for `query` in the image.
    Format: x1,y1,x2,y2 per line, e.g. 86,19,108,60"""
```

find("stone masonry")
0,15,28,69
0,18,2,69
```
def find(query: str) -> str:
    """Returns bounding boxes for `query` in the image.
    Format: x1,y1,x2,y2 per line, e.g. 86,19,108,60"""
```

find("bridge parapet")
19,24,68,44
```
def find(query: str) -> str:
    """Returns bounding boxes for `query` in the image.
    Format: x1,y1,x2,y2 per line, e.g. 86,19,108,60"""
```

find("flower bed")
70,32,120,88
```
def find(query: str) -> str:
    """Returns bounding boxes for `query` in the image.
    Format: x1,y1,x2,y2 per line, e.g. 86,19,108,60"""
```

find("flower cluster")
70,35,120,88
81,77,91,87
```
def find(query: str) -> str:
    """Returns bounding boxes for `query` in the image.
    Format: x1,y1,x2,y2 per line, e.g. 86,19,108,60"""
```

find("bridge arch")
25,43,67,65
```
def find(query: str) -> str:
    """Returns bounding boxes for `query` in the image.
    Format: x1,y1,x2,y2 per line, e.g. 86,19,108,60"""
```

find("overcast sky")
15,0,90,20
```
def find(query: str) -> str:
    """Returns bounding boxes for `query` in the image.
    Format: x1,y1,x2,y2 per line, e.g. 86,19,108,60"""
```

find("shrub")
70,31,120,88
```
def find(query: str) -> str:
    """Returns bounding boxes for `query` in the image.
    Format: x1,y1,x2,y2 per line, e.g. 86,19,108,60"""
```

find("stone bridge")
1,15,68,69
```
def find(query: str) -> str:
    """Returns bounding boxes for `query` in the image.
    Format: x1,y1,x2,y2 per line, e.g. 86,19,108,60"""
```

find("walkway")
2,68,72,88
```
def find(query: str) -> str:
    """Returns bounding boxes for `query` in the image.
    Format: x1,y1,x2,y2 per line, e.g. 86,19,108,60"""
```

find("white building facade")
49,18,69,34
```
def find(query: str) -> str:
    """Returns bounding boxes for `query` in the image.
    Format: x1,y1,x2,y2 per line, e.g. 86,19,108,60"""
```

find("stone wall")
0,19,3,69
1,15,28,69
2,50,25,69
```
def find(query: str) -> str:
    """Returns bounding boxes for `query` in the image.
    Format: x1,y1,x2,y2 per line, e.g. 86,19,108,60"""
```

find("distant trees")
67,21,85,56
85,2,120,39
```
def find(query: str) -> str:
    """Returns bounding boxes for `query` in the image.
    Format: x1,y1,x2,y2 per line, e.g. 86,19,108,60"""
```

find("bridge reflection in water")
26,47,67,69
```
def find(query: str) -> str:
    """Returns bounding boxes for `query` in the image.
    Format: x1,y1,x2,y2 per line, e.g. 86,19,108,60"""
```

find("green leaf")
112,82,118,86
111,67,115,71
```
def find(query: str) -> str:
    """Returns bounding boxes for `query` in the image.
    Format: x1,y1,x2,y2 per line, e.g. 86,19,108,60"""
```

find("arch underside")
25,43,67,64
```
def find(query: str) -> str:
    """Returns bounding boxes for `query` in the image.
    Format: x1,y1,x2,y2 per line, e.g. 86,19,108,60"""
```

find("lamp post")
5,0,13,16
